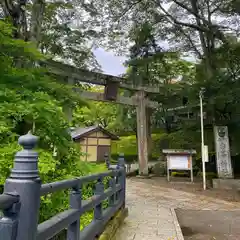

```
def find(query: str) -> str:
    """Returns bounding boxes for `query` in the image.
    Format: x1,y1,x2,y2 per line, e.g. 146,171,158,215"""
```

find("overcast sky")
93,44,196,77
93,48,127,76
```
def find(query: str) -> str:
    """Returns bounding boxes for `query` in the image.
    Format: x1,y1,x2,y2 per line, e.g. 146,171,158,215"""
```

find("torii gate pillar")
136,90,149,176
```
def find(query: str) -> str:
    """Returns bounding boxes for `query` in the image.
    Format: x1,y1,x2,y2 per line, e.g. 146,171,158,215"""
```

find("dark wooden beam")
76,90,138,106
45,60,164,93
75,89,197,112
45,60,197,111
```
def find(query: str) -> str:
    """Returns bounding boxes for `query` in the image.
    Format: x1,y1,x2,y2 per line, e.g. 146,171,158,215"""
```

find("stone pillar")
214,126,233,178
136,90,148,176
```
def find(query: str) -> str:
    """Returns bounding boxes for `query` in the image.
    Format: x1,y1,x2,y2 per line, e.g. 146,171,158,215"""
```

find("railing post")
0,193,21,240
104,153,110,170
117,153,126,208
94,177,104,220
4,133,41,240
67,183,81,240
108,174,116,207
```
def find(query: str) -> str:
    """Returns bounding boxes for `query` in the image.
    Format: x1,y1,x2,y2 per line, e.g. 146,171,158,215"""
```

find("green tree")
0,20,104,225
91,0,239,90
73,102,119,130
122,22,195,133
72,86,124,133
39,0,101,70
0,0,102,70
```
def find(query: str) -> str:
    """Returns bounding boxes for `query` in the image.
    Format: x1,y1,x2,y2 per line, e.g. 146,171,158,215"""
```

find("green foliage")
111,134,163,162
39,0,101,70
122,22,195,133
73,102,119,131
0,142,20,185
171,172,189,177
151,133,168,158
111,131,208,164
72,86,124,133
111,136,137,155
197,172,218,180
0,20,105,229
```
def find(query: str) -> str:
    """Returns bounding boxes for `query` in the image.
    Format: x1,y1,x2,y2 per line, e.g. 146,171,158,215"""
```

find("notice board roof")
162,149,196,155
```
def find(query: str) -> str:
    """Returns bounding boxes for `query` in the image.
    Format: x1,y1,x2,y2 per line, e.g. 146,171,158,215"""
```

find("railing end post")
104,152,110,169
18,132,38,150
11,132,40,179
117,153,125,169
4,133,41,240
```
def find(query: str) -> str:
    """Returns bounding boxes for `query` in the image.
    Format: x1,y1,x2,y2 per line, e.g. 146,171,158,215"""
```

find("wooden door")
97,145,110,162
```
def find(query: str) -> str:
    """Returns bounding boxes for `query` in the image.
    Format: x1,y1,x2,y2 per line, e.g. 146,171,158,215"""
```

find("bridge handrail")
0,193,19,210
40,169,118,195
0,133,126,240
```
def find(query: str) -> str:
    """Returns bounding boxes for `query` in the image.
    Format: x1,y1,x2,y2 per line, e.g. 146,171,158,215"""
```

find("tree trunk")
1,0,45,44
30,0,45,46
189,0,215,80
1,0,28,40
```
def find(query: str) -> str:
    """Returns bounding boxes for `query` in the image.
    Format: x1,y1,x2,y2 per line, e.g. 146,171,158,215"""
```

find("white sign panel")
168,155,190,170
203,145,209,162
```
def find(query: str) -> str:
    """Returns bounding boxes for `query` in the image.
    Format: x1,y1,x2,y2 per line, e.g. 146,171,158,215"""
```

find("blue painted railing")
0,133,126,240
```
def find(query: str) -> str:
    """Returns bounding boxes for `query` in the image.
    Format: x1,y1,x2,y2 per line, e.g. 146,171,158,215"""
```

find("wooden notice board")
163,149,196,182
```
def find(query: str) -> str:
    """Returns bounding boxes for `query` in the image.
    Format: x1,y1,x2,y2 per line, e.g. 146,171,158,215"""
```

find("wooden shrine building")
71,126,119,162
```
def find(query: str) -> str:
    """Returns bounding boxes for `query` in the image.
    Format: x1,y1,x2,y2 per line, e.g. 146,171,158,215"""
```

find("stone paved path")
126,161,158,173
116,177,240,240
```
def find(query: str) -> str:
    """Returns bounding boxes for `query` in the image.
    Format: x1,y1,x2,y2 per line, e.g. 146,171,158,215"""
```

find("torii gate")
45,60,186,175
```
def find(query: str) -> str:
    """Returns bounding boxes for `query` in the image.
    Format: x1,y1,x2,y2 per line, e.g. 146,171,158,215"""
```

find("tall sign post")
199,88,206,190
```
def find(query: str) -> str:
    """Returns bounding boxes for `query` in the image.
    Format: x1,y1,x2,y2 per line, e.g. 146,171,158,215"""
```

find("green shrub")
111,153,137,163
198,171,218,180
111,135,137,156
151,133,176,159
171,171,189,177
111,134,164,163
111,135,137,163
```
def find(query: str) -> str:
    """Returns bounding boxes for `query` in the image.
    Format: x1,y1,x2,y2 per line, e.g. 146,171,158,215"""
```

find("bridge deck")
116,177,240,240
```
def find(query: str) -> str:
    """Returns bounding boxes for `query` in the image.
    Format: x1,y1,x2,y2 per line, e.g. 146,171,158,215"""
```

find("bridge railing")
0,133,126,240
